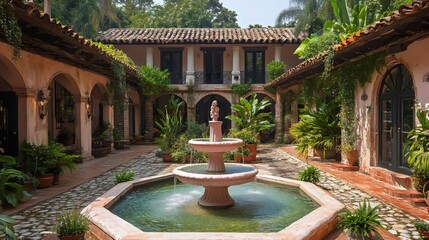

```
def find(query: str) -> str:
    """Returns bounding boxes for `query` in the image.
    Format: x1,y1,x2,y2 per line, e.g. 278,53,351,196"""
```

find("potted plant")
290,103,341,160
171,134,191,163
228,128,258,161
133,133,143,145
52,209,88,240
56,127,74,146
155,96,185,162
113,127,126,150
414,221,429,239
405,108,429,192
338,200,383,240
226,93,275,138
343,144,359,166
47,142,78,185
233,148,251,163
21,142,55,188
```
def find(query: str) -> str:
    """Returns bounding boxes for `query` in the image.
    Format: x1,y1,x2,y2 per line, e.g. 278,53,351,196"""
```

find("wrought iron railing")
194,71,233,84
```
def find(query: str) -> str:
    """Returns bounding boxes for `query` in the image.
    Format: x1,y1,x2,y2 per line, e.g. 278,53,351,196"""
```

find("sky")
152,0,291,28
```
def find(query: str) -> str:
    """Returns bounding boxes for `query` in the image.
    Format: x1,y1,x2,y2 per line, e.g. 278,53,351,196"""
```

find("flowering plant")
52,210,88,237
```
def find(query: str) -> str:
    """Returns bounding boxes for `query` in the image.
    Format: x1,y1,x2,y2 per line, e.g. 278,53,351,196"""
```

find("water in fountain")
173,100,258,207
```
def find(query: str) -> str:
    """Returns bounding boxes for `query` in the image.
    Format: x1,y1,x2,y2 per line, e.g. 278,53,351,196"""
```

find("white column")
74,96,92,160
146,47,153,66
186,46,195,84
44,0,51,16
231,46,240,84
275,45,282,61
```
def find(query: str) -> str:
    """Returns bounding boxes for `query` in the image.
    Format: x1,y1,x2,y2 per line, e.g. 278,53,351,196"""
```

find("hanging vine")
0,0,22,59
110,62,126,111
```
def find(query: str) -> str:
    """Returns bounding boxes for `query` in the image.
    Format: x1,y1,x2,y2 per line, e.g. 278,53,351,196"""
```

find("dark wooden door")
0,92,18,155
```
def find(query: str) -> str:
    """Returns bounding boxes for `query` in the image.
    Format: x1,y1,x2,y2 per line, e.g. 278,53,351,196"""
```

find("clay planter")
37,173,54,189
114,141,126,150
246,144,257,161
163,154,173,162
234,155,242,163
346,149,359,166
53,173,60,185
314,148,336,160
59,233,85,240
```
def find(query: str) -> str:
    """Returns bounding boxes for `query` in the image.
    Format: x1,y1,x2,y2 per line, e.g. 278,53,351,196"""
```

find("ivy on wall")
0,0,22,59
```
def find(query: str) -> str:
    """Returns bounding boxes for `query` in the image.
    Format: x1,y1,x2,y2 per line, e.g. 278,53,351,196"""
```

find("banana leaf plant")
226,93,275,134
0,214,16,240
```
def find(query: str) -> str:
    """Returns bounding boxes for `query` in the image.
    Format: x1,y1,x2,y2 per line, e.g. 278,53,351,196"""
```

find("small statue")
210,100,220,121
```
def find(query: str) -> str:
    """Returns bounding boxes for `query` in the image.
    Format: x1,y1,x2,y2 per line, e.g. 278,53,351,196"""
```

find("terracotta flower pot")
53,173,60,185
246,144,257,161
346,149,359,166
37,173,54,189
418,230,429,240
163,154,173,162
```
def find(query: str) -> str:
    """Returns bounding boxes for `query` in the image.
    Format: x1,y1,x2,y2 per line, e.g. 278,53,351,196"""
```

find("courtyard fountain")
83,101,345,239
173,100,258,207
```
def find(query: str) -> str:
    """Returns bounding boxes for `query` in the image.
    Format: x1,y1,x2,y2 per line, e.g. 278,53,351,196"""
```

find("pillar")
74,96,92,160
44,0,51,16
274,90,283,142
146,47,153,66
186,46,195,84
15,88,36,144
144,98,154,140
231,46,240,84
275,45,282,62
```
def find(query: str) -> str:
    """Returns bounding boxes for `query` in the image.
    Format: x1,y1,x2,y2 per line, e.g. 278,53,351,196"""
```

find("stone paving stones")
10,146,423,239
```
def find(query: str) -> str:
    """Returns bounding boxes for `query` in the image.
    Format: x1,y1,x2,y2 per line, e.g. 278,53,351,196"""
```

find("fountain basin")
173,164,258,187
188,138,243,152
83,174,345,240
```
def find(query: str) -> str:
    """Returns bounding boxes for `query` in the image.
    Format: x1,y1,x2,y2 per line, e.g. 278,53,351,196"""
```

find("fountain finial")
210,100,219,121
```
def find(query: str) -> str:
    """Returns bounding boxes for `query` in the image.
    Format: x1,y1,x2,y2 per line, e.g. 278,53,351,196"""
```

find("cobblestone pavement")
12,145,422,239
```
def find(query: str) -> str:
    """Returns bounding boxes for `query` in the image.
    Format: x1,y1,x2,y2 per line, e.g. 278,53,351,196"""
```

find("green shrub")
52,210,88,237
266,60,286,81
231,84,252,96
338,200,382,239
415,221,429,231
114,170,136,184
298,166,320,183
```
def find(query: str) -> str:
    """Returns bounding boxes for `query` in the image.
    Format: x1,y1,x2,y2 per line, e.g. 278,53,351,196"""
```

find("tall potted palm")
405,108,429,192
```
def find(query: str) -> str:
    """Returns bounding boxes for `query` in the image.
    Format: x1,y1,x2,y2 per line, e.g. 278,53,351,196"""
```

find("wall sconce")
38,90,48,119
196,53,200,60
85,97,92,118
226,53,230,60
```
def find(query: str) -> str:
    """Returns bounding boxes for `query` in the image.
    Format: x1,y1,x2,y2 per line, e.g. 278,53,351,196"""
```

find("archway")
48,73,81,147
196,94,231,133
0,55,25,155
90,83,109,138
378,64,414,174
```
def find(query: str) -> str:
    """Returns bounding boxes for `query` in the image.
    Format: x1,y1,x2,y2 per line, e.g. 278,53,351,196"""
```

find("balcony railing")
168,71,268,84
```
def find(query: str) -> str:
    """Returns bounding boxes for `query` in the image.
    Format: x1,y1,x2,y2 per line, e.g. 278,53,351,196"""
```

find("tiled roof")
96,28,303,44
8,0,139,81
268,0,429,87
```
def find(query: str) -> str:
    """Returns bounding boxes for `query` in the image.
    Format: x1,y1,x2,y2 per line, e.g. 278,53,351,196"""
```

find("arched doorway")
90,83,109,137
196,95,231,133
48,74,81,147
378,64,414,174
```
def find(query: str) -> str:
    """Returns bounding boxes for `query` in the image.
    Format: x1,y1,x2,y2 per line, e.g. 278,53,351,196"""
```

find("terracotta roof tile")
96,28,303,44
268,0,429,87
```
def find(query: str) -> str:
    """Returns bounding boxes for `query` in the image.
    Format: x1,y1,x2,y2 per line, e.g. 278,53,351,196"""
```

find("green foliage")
129,0,239,28
187,121,208,139
226,93,275,134
155,96,185,154
91,41,135,67
171,134,190,163
414,221,429,231
114,170,136,184
298,166,321,183
0,0,21,59
139,65,171,97
0,155,31,207
0,214,16,240
48,142,79,173
92,121,113,141
230,84,252,96
52,210,89,237
290,103,341,157
294,32,339,60
266,61,286,81
110,62,127,111
405,109,429,174
338,200,383,239
228,128,258,145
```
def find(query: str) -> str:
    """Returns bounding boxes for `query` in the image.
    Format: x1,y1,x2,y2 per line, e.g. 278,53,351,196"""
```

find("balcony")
169,71,268,85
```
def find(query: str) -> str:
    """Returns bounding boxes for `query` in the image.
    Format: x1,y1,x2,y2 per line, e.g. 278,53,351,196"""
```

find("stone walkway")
9,145,424,239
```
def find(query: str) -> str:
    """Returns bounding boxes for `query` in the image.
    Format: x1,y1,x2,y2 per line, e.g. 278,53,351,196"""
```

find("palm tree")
275,0,332,35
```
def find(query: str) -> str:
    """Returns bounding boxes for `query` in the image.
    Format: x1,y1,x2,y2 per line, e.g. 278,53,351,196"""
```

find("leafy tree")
275,0,332,35
129,0,239,28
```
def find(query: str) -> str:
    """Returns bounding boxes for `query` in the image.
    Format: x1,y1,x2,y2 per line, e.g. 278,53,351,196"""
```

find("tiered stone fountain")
173,100,258,207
